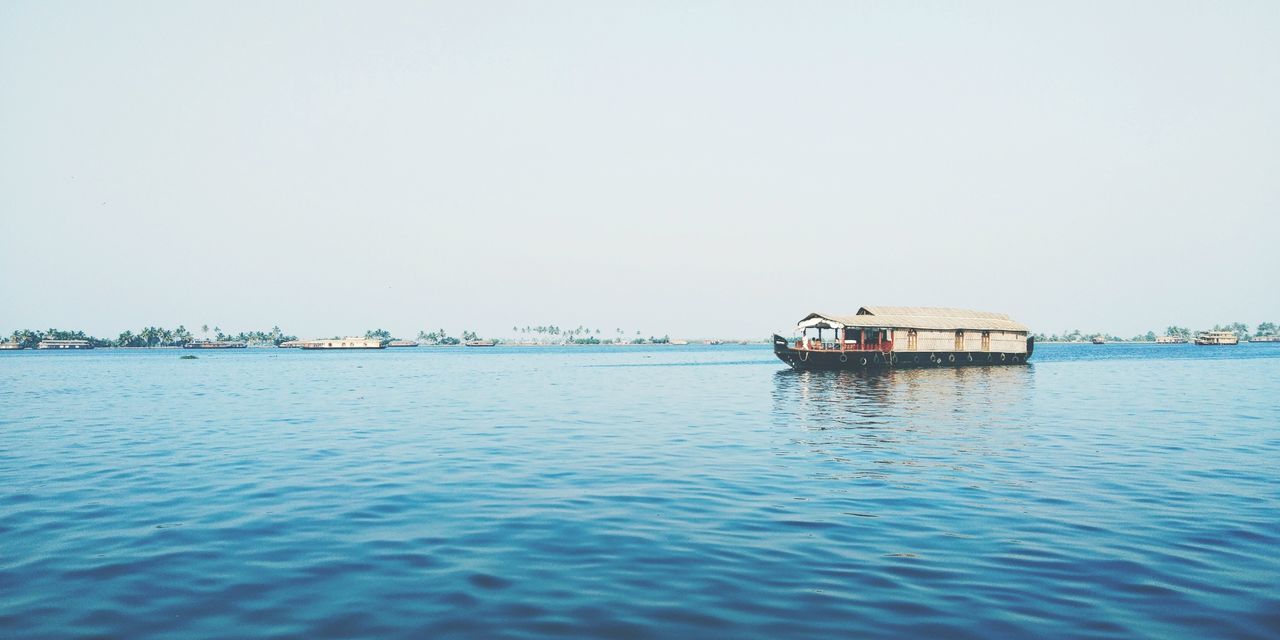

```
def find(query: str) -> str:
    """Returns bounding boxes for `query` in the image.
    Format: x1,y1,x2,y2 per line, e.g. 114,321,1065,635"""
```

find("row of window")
904,330,993,351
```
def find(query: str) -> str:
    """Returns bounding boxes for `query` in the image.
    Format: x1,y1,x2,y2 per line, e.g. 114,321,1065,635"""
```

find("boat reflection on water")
770,365,1036,479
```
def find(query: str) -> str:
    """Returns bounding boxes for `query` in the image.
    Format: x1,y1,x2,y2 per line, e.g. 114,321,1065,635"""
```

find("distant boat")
183,340,247,349
1155,336,1187,344
1091,336,1106,344
277,340,305,348
1194,331,1239,346
386,340,419,348
0,341,24,350
36,339,93,350
464,340,497,347
669,339,689,345
1250,335,1280,343
299,338,385,350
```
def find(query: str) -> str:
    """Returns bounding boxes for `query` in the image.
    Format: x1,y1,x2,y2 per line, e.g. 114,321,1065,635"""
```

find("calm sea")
2,343,1278,638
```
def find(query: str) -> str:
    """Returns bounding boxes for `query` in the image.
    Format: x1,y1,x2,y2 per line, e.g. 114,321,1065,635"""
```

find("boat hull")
772,335,1033,370
299,345,385,350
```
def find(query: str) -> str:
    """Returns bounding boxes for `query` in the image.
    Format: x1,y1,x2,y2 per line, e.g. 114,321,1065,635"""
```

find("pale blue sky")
2,1,1277,339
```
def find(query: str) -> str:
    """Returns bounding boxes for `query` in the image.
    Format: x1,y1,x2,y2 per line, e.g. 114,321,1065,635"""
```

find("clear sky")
2,1,1277,339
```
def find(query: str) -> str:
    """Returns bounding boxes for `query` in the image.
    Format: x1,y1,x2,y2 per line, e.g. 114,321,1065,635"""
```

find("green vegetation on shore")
502,326,669,345
407,326,671,345
1034,322,1276,343
9,321,1274,349
6,325,298,349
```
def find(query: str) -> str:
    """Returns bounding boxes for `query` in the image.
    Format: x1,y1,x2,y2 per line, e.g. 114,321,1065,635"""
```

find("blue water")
2,343,1278,638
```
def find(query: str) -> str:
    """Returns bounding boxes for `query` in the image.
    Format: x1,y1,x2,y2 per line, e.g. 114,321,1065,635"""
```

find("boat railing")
793,339,893,353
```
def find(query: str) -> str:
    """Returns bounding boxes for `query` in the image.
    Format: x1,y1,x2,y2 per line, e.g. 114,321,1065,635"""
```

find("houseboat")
464,339,497,347
773,306,1032,370
386,340,419,348
1194,331,1239,345
1155,335,1187,344
0,341,24,350
1250,335,1280,343
36,339,93,349
183,340,247,349
298,337,385,350
1092,336,1106,344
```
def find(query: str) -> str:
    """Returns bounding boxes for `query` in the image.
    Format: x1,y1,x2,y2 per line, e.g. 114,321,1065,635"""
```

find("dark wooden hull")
772,335,1033,370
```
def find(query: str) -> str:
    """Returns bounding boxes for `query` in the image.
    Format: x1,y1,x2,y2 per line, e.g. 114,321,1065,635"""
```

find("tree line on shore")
6,325,299,349
1034,322,1276,343
22,320,1271,349
503,325,669,344
6,324,674,348
401,326,672,345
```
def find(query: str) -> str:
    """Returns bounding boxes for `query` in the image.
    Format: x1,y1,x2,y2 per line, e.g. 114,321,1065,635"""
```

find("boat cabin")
791,307,1030,355
36,339,94,349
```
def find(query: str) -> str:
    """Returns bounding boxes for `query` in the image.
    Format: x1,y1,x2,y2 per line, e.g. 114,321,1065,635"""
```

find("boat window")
981,331,991,352
907,329,917,351
955,330,964,351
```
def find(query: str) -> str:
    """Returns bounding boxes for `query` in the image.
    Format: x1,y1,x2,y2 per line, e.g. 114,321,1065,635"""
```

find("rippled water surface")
2,343,1278,638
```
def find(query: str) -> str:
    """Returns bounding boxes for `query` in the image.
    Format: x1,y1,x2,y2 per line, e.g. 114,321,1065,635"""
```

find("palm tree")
201,324,209,339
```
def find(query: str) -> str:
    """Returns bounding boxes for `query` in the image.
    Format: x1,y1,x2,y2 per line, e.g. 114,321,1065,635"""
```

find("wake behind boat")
774,306,1033,370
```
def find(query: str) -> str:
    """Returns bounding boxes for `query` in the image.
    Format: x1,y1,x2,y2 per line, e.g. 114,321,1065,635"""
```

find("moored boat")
773,306,1032,370
1194,331,1239,345
298,338,385,350
1249,335,1280,343
1155,335,1187,344
1092,336,1106,344
0,341,23,350
183,340,247,349
386,340,419,347
464,340,497,347
36,339,93,349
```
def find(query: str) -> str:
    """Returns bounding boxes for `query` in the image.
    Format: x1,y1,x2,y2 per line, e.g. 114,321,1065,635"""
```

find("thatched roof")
798,307,1029,332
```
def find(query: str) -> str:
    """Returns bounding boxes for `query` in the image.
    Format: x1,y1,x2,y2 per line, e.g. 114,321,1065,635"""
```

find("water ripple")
0,344,1278,638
